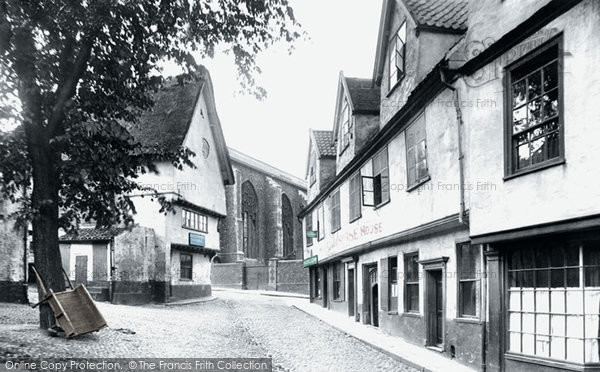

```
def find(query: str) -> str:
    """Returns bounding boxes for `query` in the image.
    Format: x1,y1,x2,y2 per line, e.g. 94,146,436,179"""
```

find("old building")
0,199,27,303
301,0,599,371
213,148,308,294
59,66,235,304
456,0,600,371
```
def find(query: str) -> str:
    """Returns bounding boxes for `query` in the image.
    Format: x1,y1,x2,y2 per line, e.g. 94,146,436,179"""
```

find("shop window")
404,252,419,313
507,242,600,364
458,243,480,317
180,253,193,280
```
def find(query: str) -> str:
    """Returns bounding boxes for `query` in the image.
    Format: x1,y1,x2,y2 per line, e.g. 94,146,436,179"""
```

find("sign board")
303,255,318,268
306,231,318,238
189,233,206,247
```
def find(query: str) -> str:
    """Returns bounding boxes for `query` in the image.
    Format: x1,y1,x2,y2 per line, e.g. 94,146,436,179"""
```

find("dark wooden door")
75,255,88,286
427,270,443,346
322,267,328,308
369,267,378,327
348,268,355,317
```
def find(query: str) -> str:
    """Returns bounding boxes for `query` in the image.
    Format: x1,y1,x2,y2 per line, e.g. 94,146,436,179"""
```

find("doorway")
322,266,328,308
75,255,88,286
348,268,355,317
368,266,378,327
426,269,443,346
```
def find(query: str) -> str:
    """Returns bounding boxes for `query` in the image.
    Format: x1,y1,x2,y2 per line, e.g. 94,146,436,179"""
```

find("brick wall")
276,260,309,294
210,262,244,289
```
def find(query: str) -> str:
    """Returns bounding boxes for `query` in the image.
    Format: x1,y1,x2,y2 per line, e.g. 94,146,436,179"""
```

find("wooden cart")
31,266,108,338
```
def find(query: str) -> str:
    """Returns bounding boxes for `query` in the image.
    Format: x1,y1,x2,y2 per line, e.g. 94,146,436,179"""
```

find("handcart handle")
31,265,48,298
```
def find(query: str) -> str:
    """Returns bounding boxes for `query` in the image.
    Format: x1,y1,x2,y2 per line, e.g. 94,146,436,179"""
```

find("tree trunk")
28,129,65,329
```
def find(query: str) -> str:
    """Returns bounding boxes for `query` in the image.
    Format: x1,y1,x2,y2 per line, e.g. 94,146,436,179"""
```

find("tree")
0,0,300,328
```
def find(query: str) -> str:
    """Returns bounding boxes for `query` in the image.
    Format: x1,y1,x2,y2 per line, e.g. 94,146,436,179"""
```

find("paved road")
0,291,416,372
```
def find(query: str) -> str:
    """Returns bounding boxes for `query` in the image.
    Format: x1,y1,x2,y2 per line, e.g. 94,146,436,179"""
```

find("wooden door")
426,270,443,346
348,268,355,317
75,255,88,286
369,267,378,327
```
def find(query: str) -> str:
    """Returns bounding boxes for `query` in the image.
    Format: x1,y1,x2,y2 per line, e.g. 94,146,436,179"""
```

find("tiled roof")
60,227,126,242
125,77,204,152
312,130,336,158
403,0,468,31
344,77,380,113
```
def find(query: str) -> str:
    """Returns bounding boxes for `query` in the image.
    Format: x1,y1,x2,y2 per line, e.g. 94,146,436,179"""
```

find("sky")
193,0,382,180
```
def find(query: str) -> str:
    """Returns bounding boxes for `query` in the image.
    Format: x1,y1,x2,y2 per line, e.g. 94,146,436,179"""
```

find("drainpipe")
440,69,467,226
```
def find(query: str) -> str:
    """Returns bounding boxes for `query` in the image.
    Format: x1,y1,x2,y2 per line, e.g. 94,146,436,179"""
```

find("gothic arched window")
282,194,294,258
242,181,259,259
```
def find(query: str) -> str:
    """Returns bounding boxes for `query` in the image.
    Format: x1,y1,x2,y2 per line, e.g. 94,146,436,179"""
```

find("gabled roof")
311,130,336,158
228,147,306,190
404,0,468,31
126,66,234,186
60,227,125,242
344,77,380,114
332,72,380,139
373,0,468,84
127,78,202,152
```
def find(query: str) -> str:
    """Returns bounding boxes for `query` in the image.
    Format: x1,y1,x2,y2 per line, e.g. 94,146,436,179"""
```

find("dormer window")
389,21,407,91
309,165,316,186
340,98,351,153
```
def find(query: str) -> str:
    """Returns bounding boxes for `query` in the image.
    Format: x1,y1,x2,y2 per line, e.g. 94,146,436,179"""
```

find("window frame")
306,212,314,247
340,97,352,154
181,209,208,233
309,165,316,186
349,172,362,223
457,243,480,319
504,35,565,180
388,21,407,93
389,256,398,312
333,263,343,301
404,252,420,313
366,147,390,208
317,204,325,241
405,114,430,190
179,252,193,280
505,239,600,364
330,190,341,233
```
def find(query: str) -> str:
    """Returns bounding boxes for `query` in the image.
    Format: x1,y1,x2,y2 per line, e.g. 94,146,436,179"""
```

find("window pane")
542,90,559,120
417,140,427,161
550,245,564,267
551,336,565,360
566,268,580,288
537,270,549,288
513,106,528,133
460,281,477,316
416,160,428,181
551,315,565,336
527,98,543,126
510,332,521,352
530,136,547,165
536,334,550,357
513,80,526,107
517,143,530,169
551,269,564,288
543,62,558,91
527,71,542,100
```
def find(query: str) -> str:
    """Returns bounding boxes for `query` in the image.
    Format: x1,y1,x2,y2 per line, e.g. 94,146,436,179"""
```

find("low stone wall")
275,260,309,294
211,262,244,289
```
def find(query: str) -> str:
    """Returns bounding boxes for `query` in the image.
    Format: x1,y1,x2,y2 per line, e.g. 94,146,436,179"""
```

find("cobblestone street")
0,291,416,372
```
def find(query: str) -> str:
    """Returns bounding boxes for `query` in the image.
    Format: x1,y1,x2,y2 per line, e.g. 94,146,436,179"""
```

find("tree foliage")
0,0,301,230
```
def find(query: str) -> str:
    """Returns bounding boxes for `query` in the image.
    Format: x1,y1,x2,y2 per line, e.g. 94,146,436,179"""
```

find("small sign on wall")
303,255,318,268
306,231,317,238
189,233,206,247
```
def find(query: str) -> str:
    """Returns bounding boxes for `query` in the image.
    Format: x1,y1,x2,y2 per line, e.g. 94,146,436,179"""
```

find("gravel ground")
0,291,417,372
